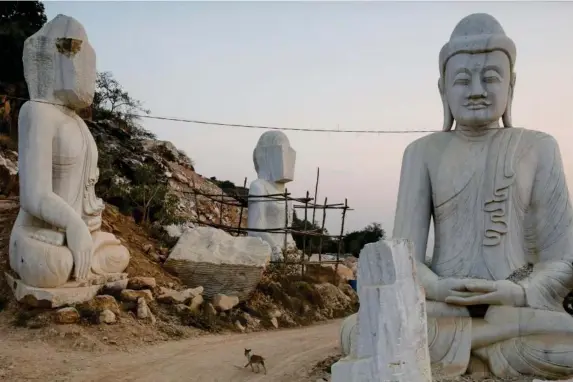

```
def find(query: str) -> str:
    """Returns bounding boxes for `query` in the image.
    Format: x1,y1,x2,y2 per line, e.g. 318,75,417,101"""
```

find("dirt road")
2,319,341,382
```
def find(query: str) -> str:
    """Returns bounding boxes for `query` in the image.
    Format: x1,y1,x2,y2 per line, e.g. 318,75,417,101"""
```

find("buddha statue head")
438,13,516,132
253,131,296,184
23,14,96,110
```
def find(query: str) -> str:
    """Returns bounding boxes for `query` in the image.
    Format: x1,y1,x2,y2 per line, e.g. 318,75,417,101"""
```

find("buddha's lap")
475,334,573,378
427,301,573,336
11,228,74,288
11,227,128,287
427,306,573,376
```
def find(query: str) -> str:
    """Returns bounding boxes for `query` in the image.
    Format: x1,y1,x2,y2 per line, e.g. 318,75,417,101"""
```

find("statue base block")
331,239,432,382
331,357,373,382
5,272,128,308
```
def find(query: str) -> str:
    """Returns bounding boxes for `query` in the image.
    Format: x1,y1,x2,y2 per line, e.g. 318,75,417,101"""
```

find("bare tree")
92,71,152,132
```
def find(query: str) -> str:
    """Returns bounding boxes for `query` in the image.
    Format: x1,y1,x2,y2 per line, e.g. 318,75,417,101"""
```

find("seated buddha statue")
247,131,297,261
8,14,129,295
392,13,573,379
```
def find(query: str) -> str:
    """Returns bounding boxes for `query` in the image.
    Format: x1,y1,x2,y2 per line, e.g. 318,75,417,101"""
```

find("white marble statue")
6,14,130,306
247,131,296,261
391,13,573,379
332,240,431,382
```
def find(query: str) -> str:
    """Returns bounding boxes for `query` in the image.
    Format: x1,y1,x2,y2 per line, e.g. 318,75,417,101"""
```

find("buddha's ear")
502,72,516,128
438,77,453,132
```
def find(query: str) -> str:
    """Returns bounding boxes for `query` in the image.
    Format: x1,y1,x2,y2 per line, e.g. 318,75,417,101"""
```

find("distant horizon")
43,2,573,246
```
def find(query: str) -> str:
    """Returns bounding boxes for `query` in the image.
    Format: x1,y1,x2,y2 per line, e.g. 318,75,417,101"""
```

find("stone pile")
47,274,245,327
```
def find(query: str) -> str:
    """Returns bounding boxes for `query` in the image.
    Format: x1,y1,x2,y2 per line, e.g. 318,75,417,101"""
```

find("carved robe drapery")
77,114,105,232
395,127,573,283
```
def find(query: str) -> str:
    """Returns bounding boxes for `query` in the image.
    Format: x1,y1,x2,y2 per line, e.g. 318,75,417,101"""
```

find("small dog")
244,348,267,374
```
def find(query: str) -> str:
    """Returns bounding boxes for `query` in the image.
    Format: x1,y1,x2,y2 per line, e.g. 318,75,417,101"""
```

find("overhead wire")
1,94,438,135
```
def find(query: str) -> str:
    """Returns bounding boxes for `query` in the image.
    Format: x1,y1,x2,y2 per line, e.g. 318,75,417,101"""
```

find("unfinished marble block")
5,272,127,308
331,239,431,382
247,131,297,261
164,226,271,300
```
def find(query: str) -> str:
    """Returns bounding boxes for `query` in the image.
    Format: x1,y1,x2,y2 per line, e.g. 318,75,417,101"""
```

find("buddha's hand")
444,279,526,307
426,277,486,302
66,221,94,281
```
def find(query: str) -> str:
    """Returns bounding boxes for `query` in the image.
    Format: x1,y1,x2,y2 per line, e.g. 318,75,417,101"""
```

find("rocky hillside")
0,195,358,349
0,119,358,349
0,118,247,245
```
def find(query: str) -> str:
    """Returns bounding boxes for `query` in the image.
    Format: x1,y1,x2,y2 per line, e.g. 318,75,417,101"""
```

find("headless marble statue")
7,14,129,305
392,13,573,379
247,131,297,261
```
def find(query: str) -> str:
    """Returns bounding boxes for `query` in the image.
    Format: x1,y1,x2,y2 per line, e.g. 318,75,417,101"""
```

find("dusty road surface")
1,319,342,382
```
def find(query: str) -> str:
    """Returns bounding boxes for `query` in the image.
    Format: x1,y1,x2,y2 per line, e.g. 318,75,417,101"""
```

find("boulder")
156,286,203,305
203,302,217,325
235,320,246,332
307,255,355,282
103,278,128,293
136,297,156,324
268,309,282,319
343,256,358,277
77,295,120,316
55,307,80,324
127,276,157,290
189,294,203,312
164,226,271,300
99,309,116,324
163,222,196,239
120,289,153,303
212,293,239,311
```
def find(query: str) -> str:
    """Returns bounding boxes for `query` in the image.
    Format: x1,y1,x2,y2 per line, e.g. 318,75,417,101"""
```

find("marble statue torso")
17,104,104,232
248,178,295,249
248,179,296,249
414,128,569,280
257,179,290,224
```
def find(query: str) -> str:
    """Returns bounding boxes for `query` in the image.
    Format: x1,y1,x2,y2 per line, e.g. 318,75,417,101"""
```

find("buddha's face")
444,50,511,128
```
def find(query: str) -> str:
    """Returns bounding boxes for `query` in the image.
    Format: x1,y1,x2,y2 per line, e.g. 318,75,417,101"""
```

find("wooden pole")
236,177,247,236
335,199,348,284
318,197,328,264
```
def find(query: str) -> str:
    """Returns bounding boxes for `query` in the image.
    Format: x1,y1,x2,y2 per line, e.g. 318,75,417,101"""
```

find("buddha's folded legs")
9,227,130,289
427,315,473,376
427,302,573,379
474,334,573,379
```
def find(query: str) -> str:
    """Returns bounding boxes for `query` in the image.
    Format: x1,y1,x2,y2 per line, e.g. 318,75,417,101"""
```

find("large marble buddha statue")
7,14,130,305
392,13,573,379
247,131,297,261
